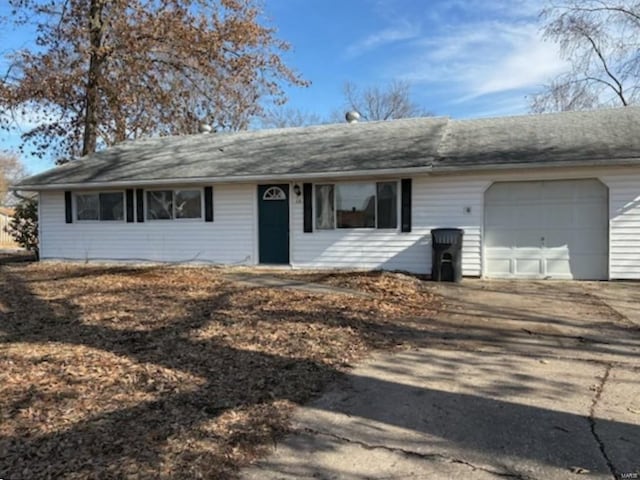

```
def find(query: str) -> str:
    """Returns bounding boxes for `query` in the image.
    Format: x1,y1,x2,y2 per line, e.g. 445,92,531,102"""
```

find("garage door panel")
484,179,608,280
515,230,544,247
514,258,543,276
544,181,571,200
543,246,570,259
519,206,545,228
545,258,572,277
542,237,571,250
514,183,543,201
569,254,608,279
543,230,606,253
573,181,608,199
575,204,608,224
484,230,516,246
485,205,516,227
485,258,511,276
544,205,573,227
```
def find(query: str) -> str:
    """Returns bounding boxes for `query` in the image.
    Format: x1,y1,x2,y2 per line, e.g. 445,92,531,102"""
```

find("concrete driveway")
242,280,640,480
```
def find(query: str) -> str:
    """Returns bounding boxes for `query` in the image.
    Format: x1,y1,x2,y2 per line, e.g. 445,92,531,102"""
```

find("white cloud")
342,0,565,115
344,19,420,58
394,20,568,103
459,25,568,100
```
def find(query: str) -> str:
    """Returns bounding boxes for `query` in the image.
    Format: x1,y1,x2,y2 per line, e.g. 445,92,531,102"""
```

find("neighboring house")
0,207,18,247
14,107,640,280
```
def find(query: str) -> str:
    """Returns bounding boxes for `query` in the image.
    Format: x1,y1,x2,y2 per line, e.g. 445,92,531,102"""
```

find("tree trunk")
82,0,105,156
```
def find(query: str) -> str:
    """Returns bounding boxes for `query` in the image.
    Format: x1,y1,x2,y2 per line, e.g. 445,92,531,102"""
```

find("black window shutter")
401,178,412,232
136,189,144,222
126,189,134,223
303,183,313,232
204,186,213,222
64,191,73,224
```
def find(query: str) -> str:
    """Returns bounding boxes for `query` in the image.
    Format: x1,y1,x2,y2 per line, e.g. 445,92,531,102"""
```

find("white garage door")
484,179,608,280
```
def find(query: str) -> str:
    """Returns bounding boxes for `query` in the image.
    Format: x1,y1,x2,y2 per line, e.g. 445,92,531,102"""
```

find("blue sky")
269,0,566,119
1,0,567,174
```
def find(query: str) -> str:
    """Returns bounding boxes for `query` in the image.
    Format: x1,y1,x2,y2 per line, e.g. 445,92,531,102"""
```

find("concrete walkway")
242,281,640,480
583,281,640,327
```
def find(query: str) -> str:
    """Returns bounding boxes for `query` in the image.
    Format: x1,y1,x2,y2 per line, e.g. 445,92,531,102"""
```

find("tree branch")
577,25,628,105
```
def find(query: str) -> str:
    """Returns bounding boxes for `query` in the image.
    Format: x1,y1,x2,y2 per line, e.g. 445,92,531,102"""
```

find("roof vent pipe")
345,111,360,124
198,123,213,134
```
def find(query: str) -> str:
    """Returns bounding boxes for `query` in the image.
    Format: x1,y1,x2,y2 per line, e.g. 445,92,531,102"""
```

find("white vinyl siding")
39,184,255,264
36,165,640,280
292,166,640,279
602,172,640,279
291,175,485,276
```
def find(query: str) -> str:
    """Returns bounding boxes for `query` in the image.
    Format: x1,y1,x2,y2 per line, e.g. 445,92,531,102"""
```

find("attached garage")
484,179,609,280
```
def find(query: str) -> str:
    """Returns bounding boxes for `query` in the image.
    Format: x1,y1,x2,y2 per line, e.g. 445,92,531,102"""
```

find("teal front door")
258,184,290,264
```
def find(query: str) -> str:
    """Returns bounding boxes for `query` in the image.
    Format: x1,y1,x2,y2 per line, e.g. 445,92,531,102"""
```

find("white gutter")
11,165,435,191
429,157,640,174
12,156,640,191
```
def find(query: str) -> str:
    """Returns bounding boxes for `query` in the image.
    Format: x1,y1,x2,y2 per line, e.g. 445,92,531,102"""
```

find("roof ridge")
76,115,453,159
448,104,639,124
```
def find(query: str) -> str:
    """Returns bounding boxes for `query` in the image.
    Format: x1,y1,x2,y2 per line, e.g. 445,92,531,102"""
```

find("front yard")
0,263,439,479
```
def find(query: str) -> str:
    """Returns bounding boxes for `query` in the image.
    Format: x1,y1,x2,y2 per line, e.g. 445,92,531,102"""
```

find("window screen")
76,194,100,220
336,183,375,228
175,190,202,219
376,182,397,229
147,190,174,220
99,193,124,221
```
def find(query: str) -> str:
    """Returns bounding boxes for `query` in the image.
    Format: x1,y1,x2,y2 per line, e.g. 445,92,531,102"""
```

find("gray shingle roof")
436,106,640,170
17,117,448,188
15,106,640,189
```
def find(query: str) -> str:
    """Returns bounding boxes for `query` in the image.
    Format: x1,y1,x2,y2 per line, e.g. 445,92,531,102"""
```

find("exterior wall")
37,165,640,279
39,184,256,264
290,175,486,276
291,166,640,279
602,172,640,279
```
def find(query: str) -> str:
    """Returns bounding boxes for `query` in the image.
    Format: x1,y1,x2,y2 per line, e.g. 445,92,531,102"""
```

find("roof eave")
12,156,640,191
430,156,640,174
11,164,435,191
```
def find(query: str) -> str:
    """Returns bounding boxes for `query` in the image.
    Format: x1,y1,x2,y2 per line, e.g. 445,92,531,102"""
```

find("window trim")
74,190,126,222
145,187,205,221
314,180,400,231
262,186,287,201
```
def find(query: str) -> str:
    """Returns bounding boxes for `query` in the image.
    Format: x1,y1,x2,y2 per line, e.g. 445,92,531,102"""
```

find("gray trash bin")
431,228,464,282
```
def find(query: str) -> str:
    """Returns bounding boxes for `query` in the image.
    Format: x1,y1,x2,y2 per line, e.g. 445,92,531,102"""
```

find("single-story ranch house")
14,106,640,280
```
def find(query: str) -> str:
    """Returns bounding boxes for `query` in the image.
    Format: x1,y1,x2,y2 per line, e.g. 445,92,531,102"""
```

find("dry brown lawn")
0,263,439,479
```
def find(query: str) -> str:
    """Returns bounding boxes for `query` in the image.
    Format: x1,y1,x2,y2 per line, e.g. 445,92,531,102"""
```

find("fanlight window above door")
263,186,287,200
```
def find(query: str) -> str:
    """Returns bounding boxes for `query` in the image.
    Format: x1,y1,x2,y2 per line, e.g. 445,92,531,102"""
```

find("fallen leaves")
0,263,440,479
0,343,205,437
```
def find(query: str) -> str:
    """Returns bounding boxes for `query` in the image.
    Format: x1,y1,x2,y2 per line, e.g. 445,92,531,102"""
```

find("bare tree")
530,78,602,113
259,107,324,129
342,80,431,121
0,153,26,206
531,0,640,112
0,0,308,159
